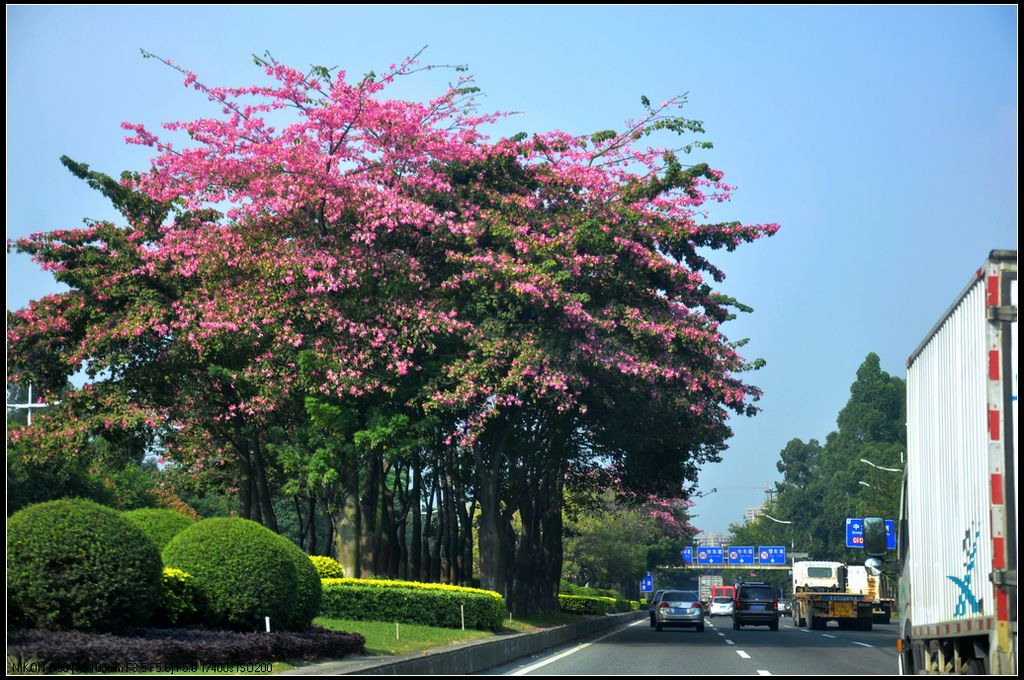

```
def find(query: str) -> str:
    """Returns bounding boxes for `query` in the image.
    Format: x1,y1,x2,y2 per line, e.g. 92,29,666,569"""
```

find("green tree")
764,353,905,562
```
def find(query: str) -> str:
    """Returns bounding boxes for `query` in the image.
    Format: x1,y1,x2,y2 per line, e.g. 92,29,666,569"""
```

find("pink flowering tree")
8,51,777,613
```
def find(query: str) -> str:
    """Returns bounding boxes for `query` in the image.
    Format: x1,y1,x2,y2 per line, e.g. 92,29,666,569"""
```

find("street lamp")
762,514,796,554
859,458,902,474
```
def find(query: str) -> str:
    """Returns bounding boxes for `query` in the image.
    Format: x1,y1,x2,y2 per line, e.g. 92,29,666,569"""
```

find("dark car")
732,582,780,630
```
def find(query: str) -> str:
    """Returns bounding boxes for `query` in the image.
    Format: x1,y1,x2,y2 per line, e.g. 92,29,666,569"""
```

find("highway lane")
482,615,899,675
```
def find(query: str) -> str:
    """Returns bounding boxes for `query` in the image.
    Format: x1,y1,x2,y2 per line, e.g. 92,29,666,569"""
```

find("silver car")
655,590,705,632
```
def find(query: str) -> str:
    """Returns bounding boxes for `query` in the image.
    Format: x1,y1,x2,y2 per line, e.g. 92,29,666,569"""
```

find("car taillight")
772,596,778,610
659,602,669,609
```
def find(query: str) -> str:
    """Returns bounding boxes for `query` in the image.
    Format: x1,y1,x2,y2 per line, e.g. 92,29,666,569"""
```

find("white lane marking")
717,632,726,637
737,651,751,659
511,619,644,675
852,641,874,648
725,639,735,645
822,634,836,639
757,671,772,676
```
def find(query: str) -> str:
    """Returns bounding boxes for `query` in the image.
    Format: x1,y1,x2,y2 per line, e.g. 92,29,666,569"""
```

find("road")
482,615,899,675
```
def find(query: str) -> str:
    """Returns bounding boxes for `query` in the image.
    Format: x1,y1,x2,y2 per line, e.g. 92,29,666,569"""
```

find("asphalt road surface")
482,615,899,675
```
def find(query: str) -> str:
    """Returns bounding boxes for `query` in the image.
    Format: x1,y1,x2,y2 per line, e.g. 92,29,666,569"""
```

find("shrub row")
559,582,622,600
8,500,321,633
6,626,365,674
320,578,505,632
557,594,634,616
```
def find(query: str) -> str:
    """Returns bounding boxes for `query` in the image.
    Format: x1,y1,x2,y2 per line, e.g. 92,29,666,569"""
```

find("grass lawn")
313,617,495,656
314,610,593,657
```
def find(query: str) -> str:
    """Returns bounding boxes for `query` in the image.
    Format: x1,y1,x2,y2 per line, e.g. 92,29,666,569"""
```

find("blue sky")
6,6,1017,533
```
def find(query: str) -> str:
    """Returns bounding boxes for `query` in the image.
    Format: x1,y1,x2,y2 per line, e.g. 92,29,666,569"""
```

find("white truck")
898,250,1017,675
847,564,894,624
791,560,875,631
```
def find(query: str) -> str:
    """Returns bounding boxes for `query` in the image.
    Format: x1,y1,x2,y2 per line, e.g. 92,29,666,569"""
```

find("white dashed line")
510,619,644,675
757,671,772,676
822,634,836,639
737,651,751,659
852,641,874,648
725,639,735,645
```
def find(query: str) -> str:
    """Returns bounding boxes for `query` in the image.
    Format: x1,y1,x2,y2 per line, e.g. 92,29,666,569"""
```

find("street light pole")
859,458,902,474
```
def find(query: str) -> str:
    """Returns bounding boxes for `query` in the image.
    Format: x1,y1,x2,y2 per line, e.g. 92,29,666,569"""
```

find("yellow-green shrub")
320,578,504,631
557,594,633,615
154,567,201,626
309,556,345,579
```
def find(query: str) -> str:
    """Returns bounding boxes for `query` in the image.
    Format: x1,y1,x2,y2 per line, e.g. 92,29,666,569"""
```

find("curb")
281,611,645,675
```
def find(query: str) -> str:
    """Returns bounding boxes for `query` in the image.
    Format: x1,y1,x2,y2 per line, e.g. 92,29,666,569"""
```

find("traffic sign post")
727,546,756,565
640,573,654,593
758,546,787,565
847,518,897,550
697,547,724,565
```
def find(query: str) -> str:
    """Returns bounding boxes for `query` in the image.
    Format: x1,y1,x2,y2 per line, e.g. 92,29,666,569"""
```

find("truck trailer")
898,250,1017,674
791,560,875,631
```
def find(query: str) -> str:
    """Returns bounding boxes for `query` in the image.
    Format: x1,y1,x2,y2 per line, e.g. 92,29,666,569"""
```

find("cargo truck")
898,250,1017,675
847,564,895,624
791,560,875,631
698,574,724,607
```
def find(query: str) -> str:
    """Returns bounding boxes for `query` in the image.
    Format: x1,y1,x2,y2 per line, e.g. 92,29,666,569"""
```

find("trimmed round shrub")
8,498,163,631
123,508,197,551
162,518,305,631
278,540,322,631
309,555,345,579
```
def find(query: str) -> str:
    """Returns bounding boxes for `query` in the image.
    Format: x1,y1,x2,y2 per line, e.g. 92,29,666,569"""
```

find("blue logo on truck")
947,525,982,616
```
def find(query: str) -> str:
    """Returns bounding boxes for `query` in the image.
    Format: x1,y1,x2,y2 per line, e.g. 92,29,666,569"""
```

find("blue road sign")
758,546,787,565
847,518,897,550
697,546,724,565
846,518,864,548
682,547,694,564
640,573,654,593
727,546,756,564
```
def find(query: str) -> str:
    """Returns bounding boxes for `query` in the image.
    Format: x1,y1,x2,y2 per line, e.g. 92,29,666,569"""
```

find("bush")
277,539,322,631
153,568,201,627
320,578,505,631
7,498,163,632
123,508,197,551
7,626,366,673
162,518,306,631
309,555,345,579
557,594,632,616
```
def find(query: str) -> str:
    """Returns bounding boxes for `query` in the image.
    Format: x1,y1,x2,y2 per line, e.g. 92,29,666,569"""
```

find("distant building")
744,504,766,524
696,530,732,548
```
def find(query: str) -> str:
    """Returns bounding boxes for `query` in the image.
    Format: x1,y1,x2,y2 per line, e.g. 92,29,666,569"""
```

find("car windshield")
663,591,699,602
739,586,775,600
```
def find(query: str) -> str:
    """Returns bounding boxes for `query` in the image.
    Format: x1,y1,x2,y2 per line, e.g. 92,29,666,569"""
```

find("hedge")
320,578,505,631
557,594,634,616
7,626,365,673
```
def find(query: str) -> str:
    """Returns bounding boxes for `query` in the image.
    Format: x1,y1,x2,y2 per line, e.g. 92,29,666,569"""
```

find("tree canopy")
8,51,778,613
